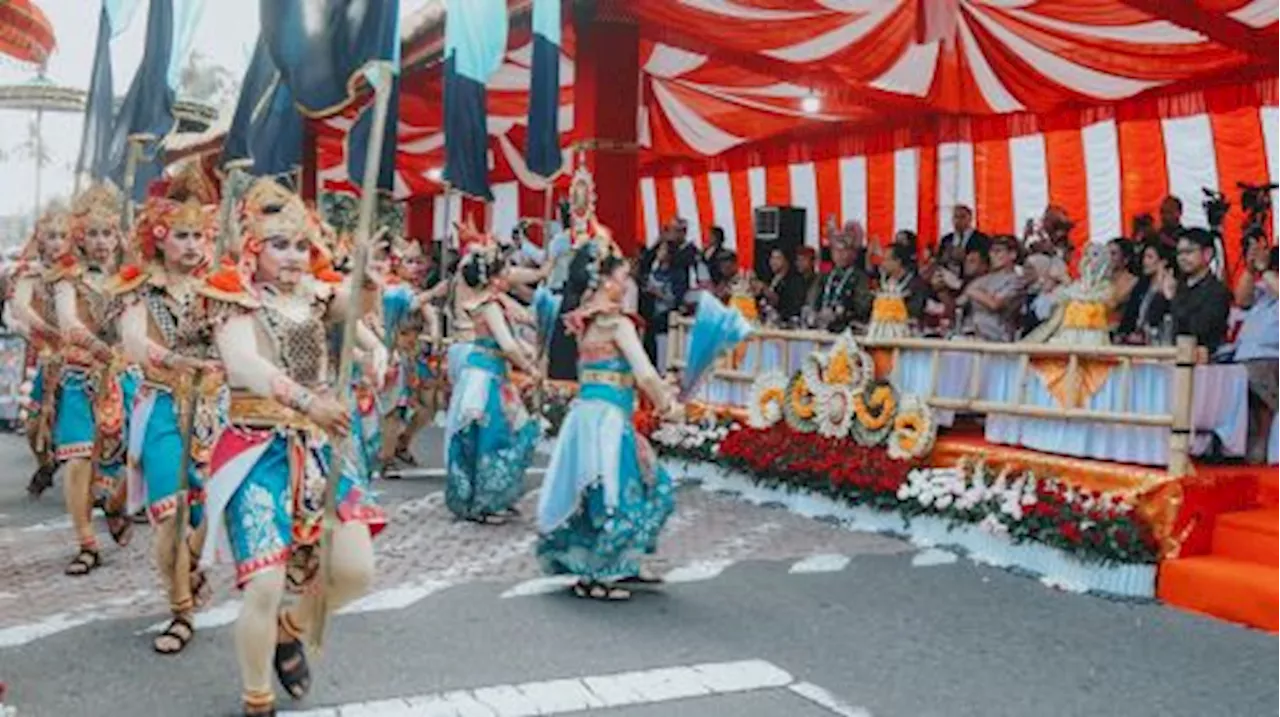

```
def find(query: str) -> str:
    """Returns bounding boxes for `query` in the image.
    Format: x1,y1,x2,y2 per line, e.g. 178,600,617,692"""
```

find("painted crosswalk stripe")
0,590,152,648
338,579,454,614
789,554,851,574
278,659,830,717
790,681,874,717
911,548,958,567
663,559,735,584
500,576,576,599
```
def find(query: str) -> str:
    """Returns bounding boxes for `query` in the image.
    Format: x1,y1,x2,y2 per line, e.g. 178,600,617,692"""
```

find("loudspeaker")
753,206,806,279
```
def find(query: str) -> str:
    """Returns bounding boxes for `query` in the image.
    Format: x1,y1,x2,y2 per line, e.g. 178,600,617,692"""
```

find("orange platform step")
1158,556,1279,632
1211,509,1279,566
1258,471,1278,508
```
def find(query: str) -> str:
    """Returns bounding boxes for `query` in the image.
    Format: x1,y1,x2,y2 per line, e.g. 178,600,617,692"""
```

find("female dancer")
443,227,540,524
198,179,387,717
536,253,683,600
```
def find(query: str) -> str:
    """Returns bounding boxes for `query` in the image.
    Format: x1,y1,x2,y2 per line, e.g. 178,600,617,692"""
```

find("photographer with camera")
1232,239,1278,463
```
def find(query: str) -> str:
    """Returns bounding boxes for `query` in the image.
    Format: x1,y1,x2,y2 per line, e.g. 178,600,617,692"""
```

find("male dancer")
113,168,221,653
199,178,387,717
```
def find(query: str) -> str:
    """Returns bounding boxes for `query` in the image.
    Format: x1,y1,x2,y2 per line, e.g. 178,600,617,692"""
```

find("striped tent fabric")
313,1,1277,269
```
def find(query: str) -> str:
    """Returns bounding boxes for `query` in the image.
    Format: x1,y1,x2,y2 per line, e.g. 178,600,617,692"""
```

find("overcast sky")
0,0,437,222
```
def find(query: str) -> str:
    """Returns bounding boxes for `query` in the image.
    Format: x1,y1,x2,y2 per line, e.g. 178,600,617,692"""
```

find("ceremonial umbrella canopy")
0,0,55,68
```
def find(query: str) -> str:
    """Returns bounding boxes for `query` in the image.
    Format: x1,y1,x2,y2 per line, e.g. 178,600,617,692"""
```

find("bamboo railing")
664,317,1197,477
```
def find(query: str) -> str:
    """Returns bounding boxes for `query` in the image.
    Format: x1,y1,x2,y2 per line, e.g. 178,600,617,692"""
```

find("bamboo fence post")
926,347,941,399
1168,335,1197,477
1065,353,1081,411
1118,357,1133,410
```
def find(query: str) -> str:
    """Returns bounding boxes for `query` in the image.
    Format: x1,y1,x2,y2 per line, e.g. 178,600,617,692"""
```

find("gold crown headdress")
22,201,73,262
70,181,123,239
238,178,309,256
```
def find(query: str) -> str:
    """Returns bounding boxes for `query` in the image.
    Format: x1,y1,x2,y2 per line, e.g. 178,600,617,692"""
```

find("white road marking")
789,554,851,574
911,548,958,567
790,681,874,716
389,468,545,480
500,576,576,599
663,559,735,584
339,579,454,614
0,590,151,648
277,659,857,717
142,600,243,634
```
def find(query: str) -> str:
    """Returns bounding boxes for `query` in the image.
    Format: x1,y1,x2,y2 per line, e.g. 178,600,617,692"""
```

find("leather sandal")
153,615,195,655
64,547,101,577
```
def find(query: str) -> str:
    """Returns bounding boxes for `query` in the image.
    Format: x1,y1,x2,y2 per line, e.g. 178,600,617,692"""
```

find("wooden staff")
309,65,394,651
121,140,143,237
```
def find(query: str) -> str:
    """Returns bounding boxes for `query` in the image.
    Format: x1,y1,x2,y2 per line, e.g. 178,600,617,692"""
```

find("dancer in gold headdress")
112,165,221,653
197,178,388,717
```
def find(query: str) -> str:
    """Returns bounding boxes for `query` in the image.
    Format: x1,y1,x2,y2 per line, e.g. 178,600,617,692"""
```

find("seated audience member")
1118,241,1175,342
959,236,1025,342
755,248,807,324
893,230,919,268
922,260,961,336
813,234,872,332
1233,243,1278,463
1107,237,1140,323
880,242,928,322
1148,228,1232,356
796,247,822,309
1022,253,1066,335
1158,195,1185,248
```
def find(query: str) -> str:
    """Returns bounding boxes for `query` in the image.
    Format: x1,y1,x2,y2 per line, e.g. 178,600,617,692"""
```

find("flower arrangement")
649,419,732,463
651,420,1156,566
895,462,1159,565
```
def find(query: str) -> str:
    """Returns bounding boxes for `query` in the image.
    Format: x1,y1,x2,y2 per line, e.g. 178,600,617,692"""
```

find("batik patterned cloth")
443,337,538,519
127,386,206,526
536,354,675,582
203,422,386,589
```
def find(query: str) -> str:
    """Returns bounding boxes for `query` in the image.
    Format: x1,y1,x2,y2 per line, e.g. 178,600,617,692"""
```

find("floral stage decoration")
528,335,1164,594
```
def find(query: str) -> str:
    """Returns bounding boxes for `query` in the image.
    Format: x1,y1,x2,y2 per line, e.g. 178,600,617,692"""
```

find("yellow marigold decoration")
1062,300,1109,331
887,394,937,460
871,295,908,324
827,347,852,385
783,369,819,433
853,384,896,431
790,375,816,419
748,371,788,429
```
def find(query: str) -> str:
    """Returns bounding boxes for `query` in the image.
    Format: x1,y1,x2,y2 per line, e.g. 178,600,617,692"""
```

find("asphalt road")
0,428,1275,717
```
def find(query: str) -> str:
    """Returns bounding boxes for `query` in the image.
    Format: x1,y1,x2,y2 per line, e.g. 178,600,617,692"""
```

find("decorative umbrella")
679,292,753,401
0,0,55,68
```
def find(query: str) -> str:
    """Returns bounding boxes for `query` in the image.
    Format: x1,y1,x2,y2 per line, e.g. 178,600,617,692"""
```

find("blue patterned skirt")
536,385,675,582
443,344,538,519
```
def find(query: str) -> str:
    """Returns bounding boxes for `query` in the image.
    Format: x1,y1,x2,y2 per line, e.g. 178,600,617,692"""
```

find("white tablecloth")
690,334,1253,467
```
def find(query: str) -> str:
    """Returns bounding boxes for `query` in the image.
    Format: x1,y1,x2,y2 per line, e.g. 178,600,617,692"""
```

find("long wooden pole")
309,66,394,652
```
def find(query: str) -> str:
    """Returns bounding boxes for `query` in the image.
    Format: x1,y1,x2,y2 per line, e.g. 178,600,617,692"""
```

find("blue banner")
259,0,400,118
107,0,177,200
524,0,562,179
443,0,508,201
222,37,303,176
75,4,114,179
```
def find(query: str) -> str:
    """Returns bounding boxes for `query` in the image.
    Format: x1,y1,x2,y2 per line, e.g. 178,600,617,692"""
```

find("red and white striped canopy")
318,0,1277,201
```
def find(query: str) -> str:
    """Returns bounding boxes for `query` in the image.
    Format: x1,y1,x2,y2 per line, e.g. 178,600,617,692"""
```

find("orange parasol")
0,0,55,67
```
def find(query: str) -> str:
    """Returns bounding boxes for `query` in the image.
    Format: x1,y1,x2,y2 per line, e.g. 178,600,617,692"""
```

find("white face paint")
257,233,312,289
161,227,207,273
84,225,120,267
40,227,69,262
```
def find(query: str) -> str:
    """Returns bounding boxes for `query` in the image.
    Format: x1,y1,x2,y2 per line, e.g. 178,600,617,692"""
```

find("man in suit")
813,234,872,332
939,205,989,266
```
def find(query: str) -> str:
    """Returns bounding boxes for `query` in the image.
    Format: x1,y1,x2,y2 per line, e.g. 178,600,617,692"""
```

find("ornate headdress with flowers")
237,178,309,268
70,181,123,242
21,200,73,264
132,197,219,264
